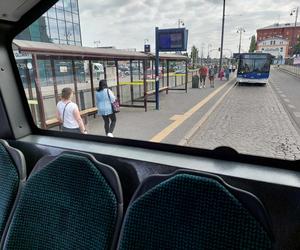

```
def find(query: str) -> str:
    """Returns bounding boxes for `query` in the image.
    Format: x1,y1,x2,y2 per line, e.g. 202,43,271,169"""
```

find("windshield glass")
13,0,300,161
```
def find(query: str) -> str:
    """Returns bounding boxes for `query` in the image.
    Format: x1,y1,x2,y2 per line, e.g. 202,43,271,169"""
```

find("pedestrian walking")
214,64,218,76
219,67,225,81
199,65,208,88
209,66,215,88
96,79,117,137
225,66,230,81
232,64,236,73
56,87,87,134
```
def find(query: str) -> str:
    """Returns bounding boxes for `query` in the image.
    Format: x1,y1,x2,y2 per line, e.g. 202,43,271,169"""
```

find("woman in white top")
56,87,87,134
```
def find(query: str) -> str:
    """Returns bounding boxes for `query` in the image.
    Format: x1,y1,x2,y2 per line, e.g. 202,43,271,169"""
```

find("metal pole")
155,27,160,110
115,60,120,102
201,43,204,65
162,60,165,87
71,60,79,107
238,30,242,54
143,59,147,112
103,61,107,80
166,60,169,94
219,0,226,73
138,60,141,97
138,60,141,80
185,60,188,93
89,60,95,107
291,7,299,55
207,44,210,58
32,54,46,129
130,59,134,104
50,58,59,105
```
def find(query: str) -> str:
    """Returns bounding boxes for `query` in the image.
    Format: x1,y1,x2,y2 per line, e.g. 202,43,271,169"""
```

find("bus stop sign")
154,27,189,110
157,28,188,52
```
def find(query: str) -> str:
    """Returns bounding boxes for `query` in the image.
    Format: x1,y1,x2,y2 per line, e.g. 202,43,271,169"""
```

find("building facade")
256,38,289,64
15,0,83,88
257,23,300,56
16,0,82,46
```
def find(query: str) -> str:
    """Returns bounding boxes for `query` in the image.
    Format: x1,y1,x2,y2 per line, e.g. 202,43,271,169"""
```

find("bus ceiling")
0,0,42,22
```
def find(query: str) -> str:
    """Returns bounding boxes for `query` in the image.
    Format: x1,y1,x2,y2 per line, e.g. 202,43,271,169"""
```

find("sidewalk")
85,76,235,144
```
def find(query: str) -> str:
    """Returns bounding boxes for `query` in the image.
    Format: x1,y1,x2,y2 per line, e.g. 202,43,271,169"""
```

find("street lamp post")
207,44,212,58
219,0,226,73
201,43,205,65
237,27,246,54
290,7,299,55
207,44,212,64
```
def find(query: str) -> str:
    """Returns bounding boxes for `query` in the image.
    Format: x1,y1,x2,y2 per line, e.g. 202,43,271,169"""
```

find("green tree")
249,35,256,53
190,45,199,68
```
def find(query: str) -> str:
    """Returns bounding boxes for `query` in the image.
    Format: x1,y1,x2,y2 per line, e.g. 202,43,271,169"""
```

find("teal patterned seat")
0,140,26,247
4,152,123,250
118,172,272,250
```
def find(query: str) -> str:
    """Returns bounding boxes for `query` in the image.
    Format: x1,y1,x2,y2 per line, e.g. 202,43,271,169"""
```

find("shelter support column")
50,58,59,104
32,54,46,129
166,60,169,94
89,60,95,107
71,60,79,106
130,59,134,104
185,60,188,93
115,60,121,103
143,59,147,112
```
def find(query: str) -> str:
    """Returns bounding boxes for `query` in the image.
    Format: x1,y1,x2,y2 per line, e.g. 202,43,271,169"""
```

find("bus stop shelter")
13,40,189,129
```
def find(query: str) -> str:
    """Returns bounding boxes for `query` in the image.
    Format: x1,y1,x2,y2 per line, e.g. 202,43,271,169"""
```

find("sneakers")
107,133,114,137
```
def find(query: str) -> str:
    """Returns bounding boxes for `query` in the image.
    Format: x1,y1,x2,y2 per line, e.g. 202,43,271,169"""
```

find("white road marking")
281,94,287,98
284,99,290,103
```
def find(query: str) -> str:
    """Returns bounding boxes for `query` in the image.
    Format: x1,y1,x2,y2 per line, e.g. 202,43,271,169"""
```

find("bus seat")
118,171,273,250
3,152,123,250
0,140,26,247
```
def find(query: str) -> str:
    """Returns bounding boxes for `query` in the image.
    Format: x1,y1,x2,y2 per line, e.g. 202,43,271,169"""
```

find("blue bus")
237,53,273,85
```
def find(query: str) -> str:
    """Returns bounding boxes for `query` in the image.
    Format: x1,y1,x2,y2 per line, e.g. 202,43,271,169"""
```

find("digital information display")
157,28,188,52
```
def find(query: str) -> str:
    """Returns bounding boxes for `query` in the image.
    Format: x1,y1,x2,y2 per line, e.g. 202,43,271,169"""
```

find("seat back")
4,152,123,250
118,171,272,250
0,140,26,246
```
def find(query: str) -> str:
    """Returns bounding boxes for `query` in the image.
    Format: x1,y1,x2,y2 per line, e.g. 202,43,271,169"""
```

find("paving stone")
188,83,300,160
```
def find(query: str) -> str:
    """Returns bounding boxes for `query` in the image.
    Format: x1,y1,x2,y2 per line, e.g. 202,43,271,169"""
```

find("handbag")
107,89,120,113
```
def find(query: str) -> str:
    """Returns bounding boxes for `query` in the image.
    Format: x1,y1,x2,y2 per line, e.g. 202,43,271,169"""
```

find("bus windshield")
12,0,300,161
239,58,270,73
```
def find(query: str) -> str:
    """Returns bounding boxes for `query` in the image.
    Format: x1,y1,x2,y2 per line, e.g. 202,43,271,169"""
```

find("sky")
78,0,299,58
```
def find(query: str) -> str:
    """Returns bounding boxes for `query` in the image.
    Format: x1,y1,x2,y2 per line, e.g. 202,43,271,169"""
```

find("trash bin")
192,75,199,88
